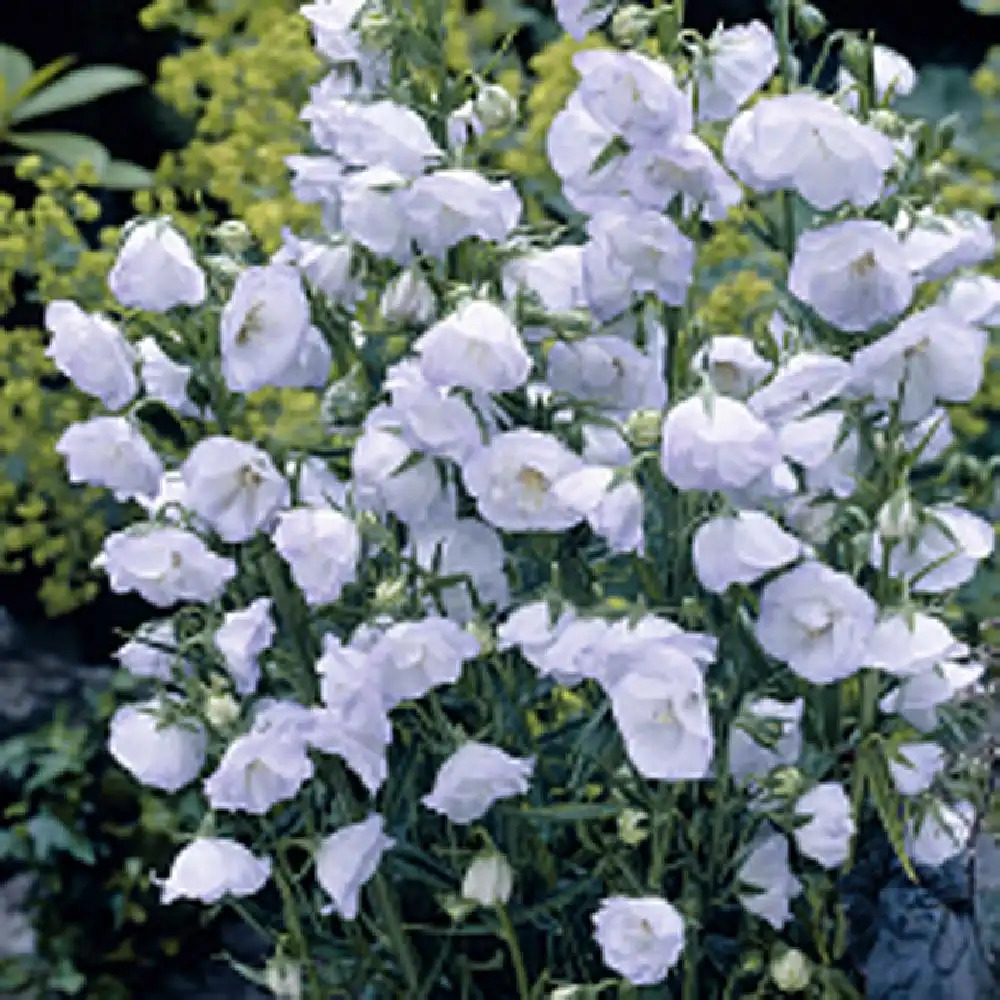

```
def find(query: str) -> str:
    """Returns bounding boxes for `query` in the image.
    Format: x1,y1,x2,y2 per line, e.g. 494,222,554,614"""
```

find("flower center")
849,250,878,278
516,466,550,499
239,464,264,489
235,301,265,346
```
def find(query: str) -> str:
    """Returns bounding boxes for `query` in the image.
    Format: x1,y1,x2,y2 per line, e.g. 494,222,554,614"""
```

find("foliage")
0,43,151,189
0,672,223,999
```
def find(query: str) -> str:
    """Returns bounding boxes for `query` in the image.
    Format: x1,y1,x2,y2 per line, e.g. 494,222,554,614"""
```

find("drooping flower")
137,338,199,416
692,511,803,594
794,783,855,868
219,264,312,393
660,394,781,493
906,801,975,868
778,412,859,499
422,742,534,824
756,562,877,684
737,830,802,929
96,525,236,607
315,815,395,920
44,301,137,409
728,697,804,783
160,838,271,905
414,300,531,392
182,437,290,544
461,853,514,906
56,416,164,502
748,352,851,426
214,598,275,696
838,43,916,104
553,0,614,39
114,620,179,681
865,612,965,677
272,506,360,606
108,218,206,312
692,336,772,398
788,220,913,332
899,209,995,282
695,20,778,121
109,699,206,793
592,896,685,986
888,742,946,796
462,429,586,533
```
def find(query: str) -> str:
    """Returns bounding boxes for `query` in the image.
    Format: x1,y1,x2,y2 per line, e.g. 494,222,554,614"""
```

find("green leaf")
0,44,33,106
26,811,96,865
10,65,145,123
961,0,1000,12
517,802,628,822
10,55,76,107
5,130,111,174
98,159,155,190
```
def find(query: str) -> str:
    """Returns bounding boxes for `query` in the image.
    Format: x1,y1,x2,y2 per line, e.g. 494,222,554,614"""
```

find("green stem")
274,861,323,1000
497,904,532,1000
373,872,422,993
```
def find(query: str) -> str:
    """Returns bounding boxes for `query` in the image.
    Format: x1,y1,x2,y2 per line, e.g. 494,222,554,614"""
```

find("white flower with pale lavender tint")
889,742,945,796
182,437,290,544
214,598,275,695
729,697,804,783
692,336,772,398
109,699,206,793
109,217,206,312
160,838,270,905
906,801,975,867
316,814,395,920
738,831,802,929
592,896,685,986
56,416,163,502
794,783,855,868
692,511,802,594
422,742,534,824
272,506,360,606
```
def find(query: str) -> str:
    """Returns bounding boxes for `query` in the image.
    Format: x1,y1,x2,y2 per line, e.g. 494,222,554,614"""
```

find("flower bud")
465,619,495,656
769,765,805,800
474,84,518,133
213,219,252,256
617,807,649,846
794,2,827,42
841,36,874,87
203,253,244,280
205,692,241,731
357,11,393,50
264,956,302,1000
373,577,409,615
876,492,918,542
461,852,513,906
380,268,436,326
624,408,662,449
611,4,653,47
320,363,369,428
770,948,811,992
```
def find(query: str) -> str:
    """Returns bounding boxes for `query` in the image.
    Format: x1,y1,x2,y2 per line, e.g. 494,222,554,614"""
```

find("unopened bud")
876,492,918,542
203,253,243,280
357,11,393,50
320,363,369,428
380,268,436,325
205,692,240,730
373,577,409,615
841,36,873,86
474,83,518,133
264,957,302,1000
624,408,662,450
793,2,827,42
465,619,495,656
611,4,653,47
617,807,649,846
769,765,805,800
770,948,811,992
213,219,252,256
461,852,513,906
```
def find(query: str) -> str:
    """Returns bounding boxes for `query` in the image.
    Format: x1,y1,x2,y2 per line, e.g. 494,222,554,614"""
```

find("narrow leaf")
99,159,155,190
11,65,145,123
10,55,76,107
0,44,33,103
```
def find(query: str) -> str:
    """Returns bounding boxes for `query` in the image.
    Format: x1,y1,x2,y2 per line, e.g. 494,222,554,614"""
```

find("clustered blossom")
50,0,999,994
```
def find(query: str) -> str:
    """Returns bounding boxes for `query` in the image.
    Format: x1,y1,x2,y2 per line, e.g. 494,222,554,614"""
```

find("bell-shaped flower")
906,801,975,868
889,742,946,796
497,601,579,673
554,467,645,555
849,307,987,425
573,50,691,147
108,217,206,312
44,301,137,409
415,300,531,392
695,20,778,121
220,264,311,393
592,896,685,987
115,619,179,681
692,336,771,398
794,783,855,868
547,334,666,416
737,830,802,929
756,562,877,684
608,650,714,780
583,209,695,321
462,429,585,533
96,525,236,607
308,687,392,795
368,616,480,709
214,597,275,695
316,815,394,920
789,220,912,332
160,838,270,905
461,852,514,906
411,519,510,623
272,506,360,606
56,416,163,502
204,729,313,815
661,393,781,493
865,612,965,677
422,742,534,824
553,0,614,39
502,245,586,319
273,234,361,307
182,437,290,543
340,165,413,263
728,697,804,783
870,503,994,593
724,93,894,210
779,412,859,498
693,511,802,593
137,338,199,416
940,273,1000,326
109,699,206,793
404,170,521,259
749,352,851,426
380,267,437,326
881,658,984,732
899,209,995,282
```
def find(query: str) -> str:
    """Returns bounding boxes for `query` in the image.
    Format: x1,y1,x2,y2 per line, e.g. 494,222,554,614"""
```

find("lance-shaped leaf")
6,130,111,174
10,65,145,124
